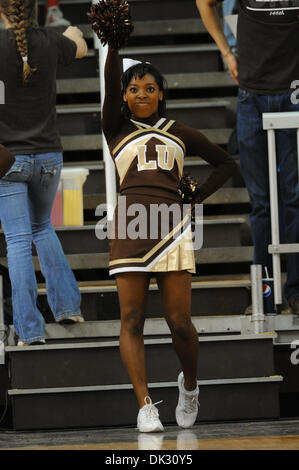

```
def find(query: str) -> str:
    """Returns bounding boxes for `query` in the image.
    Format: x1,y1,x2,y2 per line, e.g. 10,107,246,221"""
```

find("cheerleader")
96,0,237,432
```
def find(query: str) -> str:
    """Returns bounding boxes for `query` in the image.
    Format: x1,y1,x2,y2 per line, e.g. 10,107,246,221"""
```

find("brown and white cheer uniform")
102,49,236,276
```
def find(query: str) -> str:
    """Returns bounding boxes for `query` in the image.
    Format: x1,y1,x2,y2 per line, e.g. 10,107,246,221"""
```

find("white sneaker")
175,372,199,428
58,314,84,324
137,396,164,433
45,6,71,27
17,339,46,346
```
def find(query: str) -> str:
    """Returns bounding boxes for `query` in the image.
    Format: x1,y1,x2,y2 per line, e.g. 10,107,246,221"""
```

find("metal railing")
251,111,299,333
92,0,117,222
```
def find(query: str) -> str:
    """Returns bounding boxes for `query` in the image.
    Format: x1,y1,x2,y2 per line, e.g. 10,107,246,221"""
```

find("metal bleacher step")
0,246,254,273
46,215,246,250
128,0,200,22
82,188,250,212
6,376,283,430
120,43,220,74
5,332,282,430
0,215,247,255
58,44,221,79
61,156,238,191
76,18,207,40
6,334,277,388
64,159,244,199
36,274,252,321
56,97,237,136
43,315,244,339
131,18,207,37
57,72,235,96
0,215,249,278
60,129,233,153
55,0,202,24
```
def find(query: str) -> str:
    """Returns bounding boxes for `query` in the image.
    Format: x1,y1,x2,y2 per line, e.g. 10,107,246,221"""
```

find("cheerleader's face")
124,73,163,119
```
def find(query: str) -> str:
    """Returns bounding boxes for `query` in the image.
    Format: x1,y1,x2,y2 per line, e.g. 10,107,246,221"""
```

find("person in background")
44,0,70,27
0,0,88,346
0,0,71,28
196,0,299,314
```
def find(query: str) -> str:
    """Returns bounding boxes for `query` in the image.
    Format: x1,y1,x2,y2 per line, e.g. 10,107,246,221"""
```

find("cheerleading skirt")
108,193,195,276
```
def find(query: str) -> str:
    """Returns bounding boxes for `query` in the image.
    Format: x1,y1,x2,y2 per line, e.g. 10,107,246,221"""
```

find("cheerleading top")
102,48,237,275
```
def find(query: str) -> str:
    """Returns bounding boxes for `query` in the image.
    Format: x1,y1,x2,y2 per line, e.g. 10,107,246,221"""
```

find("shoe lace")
182,394,199,414
143,396,163,421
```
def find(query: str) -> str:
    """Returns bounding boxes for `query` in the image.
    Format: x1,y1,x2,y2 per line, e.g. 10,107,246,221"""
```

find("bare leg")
157,270,198,390
116,272,150,407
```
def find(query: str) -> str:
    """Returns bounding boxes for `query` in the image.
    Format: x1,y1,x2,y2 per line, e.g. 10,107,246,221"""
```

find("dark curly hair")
121,62,167,118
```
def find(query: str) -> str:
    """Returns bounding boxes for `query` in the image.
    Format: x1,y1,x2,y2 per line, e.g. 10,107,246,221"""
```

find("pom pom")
87,0,134,50
179,174,202,205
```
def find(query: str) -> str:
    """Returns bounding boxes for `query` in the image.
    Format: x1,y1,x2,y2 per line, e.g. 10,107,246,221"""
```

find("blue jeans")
0,153,81,343
237,89,299,302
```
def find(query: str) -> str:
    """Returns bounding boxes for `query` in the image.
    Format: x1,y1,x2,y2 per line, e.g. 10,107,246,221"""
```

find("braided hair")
0,0,38,83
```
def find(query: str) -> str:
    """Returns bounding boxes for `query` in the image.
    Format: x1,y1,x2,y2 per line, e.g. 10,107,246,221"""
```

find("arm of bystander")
196,0,239,84
62,25,88,59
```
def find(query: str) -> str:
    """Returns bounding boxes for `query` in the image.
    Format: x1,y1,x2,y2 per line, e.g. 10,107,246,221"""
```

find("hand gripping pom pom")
87,0,134,50
179,174,202,205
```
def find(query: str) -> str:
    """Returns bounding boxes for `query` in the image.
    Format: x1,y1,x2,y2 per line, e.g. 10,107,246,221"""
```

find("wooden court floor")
4,435,299,450
1,419,299,451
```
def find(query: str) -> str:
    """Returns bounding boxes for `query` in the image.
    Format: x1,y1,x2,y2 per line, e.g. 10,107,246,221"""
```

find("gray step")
36,275,251,320
60,129,233,153
83,188,250,213
0,216,247,257
120,44,220,74
132,18,207,37
52,0,201,24
76,18,207,39
62,156,239,193
204,187,250,205
49,216,245,251
5,313,246,346
6,334,277,389
0,246,254,274
57,44,221,80
56,72,236,95
56,98,237,136
7,376,282,430
129,0,200,22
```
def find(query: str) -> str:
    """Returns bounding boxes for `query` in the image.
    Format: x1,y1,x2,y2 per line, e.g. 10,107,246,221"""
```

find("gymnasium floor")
1,419,299,450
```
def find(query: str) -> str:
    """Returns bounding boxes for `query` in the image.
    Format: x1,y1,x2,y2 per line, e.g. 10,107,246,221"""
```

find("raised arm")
62,26,88,59
102,47,123,143
196,0,238,84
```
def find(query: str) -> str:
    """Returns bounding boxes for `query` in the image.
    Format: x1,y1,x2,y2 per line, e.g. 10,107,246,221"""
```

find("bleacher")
1,0,299,431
